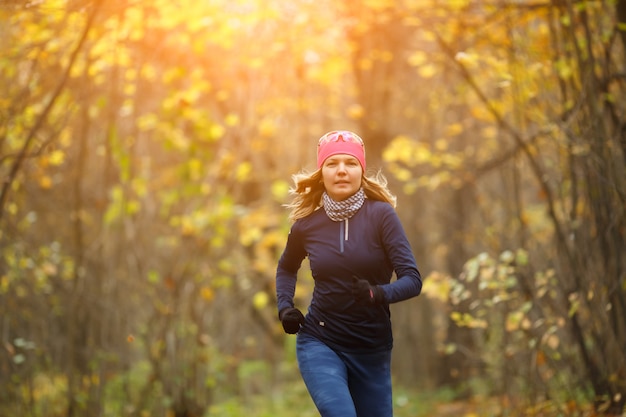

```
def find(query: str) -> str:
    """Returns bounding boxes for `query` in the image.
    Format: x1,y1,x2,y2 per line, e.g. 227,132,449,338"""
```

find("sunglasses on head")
317,131,364,147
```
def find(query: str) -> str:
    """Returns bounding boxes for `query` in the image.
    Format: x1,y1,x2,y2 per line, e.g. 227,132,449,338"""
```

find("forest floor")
429,398,625,417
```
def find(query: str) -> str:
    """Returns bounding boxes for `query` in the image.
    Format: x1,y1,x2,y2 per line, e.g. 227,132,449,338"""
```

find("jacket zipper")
339,219,349,253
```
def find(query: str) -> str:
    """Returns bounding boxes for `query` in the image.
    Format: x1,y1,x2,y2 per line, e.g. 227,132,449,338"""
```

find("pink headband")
317,131,366,169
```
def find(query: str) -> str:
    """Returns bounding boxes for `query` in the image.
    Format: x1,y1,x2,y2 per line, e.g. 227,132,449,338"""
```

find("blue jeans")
296,333,393,417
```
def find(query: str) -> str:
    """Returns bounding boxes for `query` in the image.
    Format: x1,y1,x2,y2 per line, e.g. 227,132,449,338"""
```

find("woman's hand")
279,307,305,334
352,276,385,304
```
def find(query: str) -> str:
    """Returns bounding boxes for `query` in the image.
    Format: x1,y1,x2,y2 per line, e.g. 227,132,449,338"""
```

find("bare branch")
0,1,101,222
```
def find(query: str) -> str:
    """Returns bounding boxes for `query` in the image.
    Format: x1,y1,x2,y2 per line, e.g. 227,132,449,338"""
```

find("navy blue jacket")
276,199,422,353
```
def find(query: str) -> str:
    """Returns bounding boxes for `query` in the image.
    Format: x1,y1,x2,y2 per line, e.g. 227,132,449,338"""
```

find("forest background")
1,0,625,416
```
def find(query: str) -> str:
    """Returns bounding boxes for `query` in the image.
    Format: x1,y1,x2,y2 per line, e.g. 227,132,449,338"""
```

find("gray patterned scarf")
322,188,366,222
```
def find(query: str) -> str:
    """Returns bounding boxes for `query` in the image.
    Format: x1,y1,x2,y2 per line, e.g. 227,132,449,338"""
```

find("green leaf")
515,249,529,266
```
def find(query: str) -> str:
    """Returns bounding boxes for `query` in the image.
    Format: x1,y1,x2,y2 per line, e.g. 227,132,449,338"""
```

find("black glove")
279,307,305,334
352,276,385,304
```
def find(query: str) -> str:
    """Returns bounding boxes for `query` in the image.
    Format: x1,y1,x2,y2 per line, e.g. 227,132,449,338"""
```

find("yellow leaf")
131,178,147,197
137,114,158,131
236,162,252,182
454,51,479,68
347,104,364,120
402,181,418,195
364,0,394,10
39,176,52,189
180,218,196,236
445,123,463,137
555,58,573,80
470,106,495,122
140,64,157,81
258,118,276,138
407,51,427,67
449,0,470,9
225,113,239,126
208,124,225,140
271,180,290,201
201,286,215,302
48,150,65,166
188,158,202,181
253,291,269,310
390,166,411,182
421,271,451,302
240,225,262,246
435,139,448,151
418,64,437,78
383,135,417,166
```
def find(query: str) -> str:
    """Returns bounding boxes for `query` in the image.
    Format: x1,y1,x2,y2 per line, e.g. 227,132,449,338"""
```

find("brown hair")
285,169,396,222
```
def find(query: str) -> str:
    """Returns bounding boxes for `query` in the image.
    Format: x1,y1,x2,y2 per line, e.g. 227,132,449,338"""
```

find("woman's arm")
378,206,422,303
275,223,307,313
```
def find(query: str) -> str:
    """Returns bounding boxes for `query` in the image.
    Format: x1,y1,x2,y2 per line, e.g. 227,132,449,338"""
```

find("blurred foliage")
1,0,625,416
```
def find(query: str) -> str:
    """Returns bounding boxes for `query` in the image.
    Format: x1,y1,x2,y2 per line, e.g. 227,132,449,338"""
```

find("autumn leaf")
253,291,269,310
201,286,215,302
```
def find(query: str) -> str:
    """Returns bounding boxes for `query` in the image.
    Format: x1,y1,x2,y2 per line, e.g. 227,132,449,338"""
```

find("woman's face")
321,154,363,201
